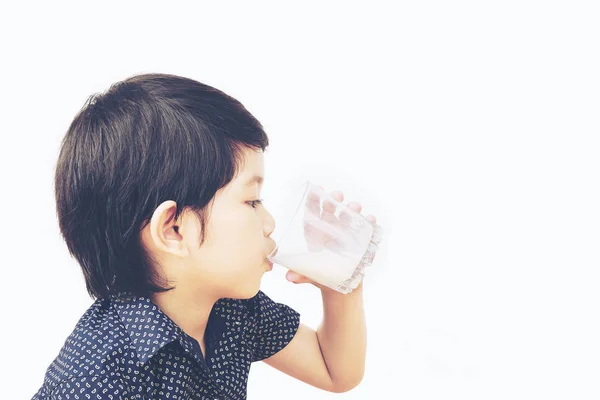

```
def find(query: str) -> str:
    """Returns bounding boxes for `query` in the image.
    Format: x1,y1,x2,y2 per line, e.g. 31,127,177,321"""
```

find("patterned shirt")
31,290,300,400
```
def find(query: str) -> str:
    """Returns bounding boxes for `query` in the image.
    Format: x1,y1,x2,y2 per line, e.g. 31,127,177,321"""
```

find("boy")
32,73,376,399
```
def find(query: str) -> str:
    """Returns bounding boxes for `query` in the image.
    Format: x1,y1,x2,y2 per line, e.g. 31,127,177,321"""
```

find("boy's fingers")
322,191,343,215
286,271,312,284
339,201,362,231
306,190,321,217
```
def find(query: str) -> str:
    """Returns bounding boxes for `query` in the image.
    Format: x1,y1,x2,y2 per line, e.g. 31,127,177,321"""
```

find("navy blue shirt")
31,290,300,400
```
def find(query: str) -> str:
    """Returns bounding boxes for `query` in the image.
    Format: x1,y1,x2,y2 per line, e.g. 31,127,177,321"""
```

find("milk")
272,249,359,289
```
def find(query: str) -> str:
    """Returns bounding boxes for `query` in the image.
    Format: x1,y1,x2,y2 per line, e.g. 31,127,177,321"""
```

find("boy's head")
55,73,276,301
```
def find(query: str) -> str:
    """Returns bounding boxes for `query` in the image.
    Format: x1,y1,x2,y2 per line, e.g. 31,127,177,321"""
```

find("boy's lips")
265,245,277,270
268,247,278,257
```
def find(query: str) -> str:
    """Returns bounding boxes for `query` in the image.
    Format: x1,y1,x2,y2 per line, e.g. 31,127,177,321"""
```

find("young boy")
32,73,376,400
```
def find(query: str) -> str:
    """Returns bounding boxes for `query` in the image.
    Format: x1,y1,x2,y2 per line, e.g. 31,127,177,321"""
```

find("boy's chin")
222,282,261,300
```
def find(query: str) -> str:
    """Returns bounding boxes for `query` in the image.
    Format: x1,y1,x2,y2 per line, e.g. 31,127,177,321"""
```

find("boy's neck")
150,288,218,355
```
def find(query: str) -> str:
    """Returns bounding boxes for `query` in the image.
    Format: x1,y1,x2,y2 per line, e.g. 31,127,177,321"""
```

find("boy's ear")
147,200,189,258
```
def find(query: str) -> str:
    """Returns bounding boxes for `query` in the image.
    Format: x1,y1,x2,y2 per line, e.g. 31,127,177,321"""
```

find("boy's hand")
285,187,377,290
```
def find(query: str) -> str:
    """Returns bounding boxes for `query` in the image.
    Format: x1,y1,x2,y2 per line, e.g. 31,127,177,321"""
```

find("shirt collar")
110,292,183,364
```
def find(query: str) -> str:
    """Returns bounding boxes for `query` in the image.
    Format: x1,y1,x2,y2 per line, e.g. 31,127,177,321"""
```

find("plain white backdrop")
1,1,598,399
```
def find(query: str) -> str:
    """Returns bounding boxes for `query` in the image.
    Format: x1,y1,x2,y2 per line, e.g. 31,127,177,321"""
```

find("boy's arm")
263,282,366,393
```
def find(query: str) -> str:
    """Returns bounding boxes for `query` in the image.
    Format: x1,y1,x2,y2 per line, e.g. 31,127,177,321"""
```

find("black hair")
54,73,269,300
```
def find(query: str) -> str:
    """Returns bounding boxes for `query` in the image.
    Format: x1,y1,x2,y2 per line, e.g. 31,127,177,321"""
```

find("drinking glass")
267,181,383,294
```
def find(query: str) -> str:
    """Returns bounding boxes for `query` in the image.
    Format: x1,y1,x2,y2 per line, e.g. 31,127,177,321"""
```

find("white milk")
273,249,359,288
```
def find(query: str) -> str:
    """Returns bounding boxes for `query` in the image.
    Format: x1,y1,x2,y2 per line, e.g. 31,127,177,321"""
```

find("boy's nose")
263,211,276,237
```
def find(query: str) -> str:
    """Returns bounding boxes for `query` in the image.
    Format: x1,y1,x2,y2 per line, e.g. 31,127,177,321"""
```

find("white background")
1,1,598,399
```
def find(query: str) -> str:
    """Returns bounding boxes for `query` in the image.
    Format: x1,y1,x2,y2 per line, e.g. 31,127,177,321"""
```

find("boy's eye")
247,199,263,209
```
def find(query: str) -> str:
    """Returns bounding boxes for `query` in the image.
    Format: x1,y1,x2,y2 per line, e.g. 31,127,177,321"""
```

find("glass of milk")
267,181,383,294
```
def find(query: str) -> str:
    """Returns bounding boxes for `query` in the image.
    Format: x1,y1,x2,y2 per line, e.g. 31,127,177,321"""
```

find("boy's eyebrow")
244,174,264,187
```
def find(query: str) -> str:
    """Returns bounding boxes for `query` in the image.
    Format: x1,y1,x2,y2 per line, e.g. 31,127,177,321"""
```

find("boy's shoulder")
35,298,135,396
64,297,133,362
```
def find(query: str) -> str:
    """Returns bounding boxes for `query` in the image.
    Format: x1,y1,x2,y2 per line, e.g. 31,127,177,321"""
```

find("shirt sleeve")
248,290,301,362
51,375,135,400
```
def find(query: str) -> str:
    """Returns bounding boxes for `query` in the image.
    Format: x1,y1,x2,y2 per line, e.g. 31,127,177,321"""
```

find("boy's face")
142,147,276,300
